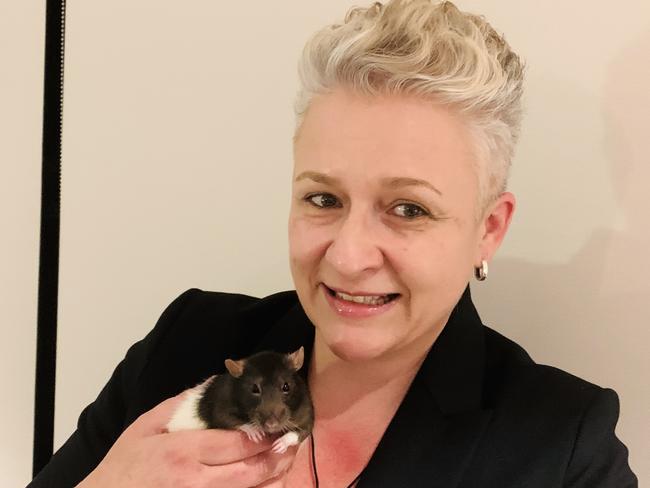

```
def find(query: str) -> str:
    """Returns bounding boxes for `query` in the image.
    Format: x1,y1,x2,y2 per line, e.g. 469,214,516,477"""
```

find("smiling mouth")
324,285,401,306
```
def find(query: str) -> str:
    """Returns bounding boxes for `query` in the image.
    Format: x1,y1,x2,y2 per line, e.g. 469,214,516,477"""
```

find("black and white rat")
167,347,314,454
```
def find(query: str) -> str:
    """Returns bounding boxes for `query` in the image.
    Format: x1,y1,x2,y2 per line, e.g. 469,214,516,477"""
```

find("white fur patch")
271,431,300,454
166,376,214,432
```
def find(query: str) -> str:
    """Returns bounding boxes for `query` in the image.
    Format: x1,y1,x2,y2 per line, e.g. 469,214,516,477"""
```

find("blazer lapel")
357,378,492,488
358,286,493,488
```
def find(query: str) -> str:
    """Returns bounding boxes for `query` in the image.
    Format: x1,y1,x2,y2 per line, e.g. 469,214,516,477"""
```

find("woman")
29,1,637,487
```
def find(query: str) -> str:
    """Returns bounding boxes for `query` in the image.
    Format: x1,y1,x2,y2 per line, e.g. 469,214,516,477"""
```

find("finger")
202,448,296,488
193,429,276,465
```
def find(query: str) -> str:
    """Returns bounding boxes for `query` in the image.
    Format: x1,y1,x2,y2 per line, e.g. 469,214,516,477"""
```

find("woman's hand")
76,392,296,488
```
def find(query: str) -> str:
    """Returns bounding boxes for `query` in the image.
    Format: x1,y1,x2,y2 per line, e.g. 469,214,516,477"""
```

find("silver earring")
474,260,488,281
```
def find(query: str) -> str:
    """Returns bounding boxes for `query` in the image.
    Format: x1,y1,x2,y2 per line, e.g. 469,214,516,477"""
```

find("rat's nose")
264,419,281,431
274,405,288,419
263,406,288,432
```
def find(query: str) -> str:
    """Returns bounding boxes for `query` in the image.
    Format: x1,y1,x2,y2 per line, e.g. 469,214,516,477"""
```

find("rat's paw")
271,432,300,454
239,423,266,443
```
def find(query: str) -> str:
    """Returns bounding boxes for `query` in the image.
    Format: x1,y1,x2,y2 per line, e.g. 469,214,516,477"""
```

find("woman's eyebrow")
294,172,442,196
294,171,341,186
382,177,443,196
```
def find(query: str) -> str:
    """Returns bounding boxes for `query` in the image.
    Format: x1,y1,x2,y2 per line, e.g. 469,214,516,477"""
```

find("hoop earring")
474,260,488,281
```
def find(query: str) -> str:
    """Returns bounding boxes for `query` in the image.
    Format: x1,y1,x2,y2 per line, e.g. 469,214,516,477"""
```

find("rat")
166,347,314,454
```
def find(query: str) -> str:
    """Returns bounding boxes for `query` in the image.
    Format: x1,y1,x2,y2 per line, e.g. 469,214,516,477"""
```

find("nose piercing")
474,260,488,281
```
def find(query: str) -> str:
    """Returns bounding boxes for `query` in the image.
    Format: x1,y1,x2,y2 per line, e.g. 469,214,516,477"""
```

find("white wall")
1,1,45,486
6,0,647,485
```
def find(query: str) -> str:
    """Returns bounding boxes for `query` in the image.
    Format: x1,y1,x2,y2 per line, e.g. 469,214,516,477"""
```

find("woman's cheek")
400,234,464,293
289,216,334,260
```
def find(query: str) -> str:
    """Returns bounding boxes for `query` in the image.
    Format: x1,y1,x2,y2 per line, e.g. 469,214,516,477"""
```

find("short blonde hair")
294,0,525,210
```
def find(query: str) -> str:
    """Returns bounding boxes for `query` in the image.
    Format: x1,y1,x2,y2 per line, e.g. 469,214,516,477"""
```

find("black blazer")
29,287,638,487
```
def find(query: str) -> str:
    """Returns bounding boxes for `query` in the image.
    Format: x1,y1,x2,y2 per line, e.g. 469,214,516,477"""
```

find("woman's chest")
283,425,379,488
283,444,362,488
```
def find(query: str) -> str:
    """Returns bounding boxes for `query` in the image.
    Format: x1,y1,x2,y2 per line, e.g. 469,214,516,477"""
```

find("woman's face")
289,88,511,362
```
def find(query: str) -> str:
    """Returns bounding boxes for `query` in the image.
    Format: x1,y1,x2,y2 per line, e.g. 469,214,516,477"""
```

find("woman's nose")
324,211,384,278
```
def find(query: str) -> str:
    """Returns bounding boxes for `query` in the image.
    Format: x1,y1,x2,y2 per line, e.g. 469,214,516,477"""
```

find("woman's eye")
282,382,290,394
391,203,430,219
251,384,261,395
305,193,340,209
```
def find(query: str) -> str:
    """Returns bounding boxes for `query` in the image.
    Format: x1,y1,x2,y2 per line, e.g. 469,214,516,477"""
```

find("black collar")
419,285,486,415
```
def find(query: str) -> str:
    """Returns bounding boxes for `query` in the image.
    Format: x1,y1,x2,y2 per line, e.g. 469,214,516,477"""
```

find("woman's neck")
307,329,431,421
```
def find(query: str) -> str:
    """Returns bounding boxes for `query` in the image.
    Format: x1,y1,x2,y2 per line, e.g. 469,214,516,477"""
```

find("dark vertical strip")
33,0,66,477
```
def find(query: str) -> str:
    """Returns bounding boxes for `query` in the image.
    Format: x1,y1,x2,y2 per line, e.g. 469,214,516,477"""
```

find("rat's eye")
282,382,290,394
251,384,261,395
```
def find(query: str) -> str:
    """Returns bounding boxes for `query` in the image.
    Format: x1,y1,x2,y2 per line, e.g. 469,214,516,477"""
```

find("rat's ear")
224,358,245,378
287,347,304,371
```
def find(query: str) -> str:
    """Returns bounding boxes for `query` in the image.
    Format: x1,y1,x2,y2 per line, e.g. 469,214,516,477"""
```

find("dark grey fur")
197,349,314,443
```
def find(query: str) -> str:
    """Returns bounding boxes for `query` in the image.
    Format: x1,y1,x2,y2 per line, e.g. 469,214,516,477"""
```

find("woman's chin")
322,332,393,363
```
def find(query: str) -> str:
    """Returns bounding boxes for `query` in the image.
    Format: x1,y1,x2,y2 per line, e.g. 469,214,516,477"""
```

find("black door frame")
33,0,66,477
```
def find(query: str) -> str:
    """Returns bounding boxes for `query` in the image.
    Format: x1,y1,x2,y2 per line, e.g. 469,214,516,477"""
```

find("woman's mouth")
321,284,400,317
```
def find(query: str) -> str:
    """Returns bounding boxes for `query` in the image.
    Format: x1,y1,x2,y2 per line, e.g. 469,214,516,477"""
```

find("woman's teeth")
335,291,392,306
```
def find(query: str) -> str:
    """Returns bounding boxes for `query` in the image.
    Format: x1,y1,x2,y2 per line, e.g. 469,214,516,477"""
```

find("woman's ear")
476,191,516,264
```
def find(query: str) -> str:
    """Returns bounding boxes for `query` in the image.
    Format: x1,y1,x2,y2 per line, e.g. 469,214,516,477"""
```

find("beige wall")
1,1,45,485
6,0,647,485
463,0,650,483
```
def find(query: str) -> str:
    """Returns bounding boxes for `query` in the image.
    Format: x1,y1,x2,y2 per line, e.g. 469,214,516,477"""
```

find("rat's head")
225,347,306,433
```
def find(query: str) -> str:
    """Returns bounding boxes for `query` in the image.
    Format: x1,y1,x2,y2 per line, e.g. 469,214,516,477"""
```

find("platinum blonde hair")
294,0,525,210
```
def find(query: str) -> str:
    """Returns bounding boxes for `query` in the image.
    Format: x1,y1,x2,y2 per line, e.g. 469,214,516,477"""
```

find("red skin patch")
312,424,375,483
284,421,378,486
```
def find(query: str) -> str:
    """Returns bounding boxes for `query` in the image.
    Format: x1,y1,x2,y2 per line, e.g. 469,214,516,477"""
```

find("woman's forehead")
293,89,478,195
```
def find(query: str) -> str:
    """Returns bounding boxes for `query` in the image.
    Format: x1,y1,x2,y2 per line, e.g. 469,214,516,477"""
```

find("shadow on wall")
473,29,649,477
